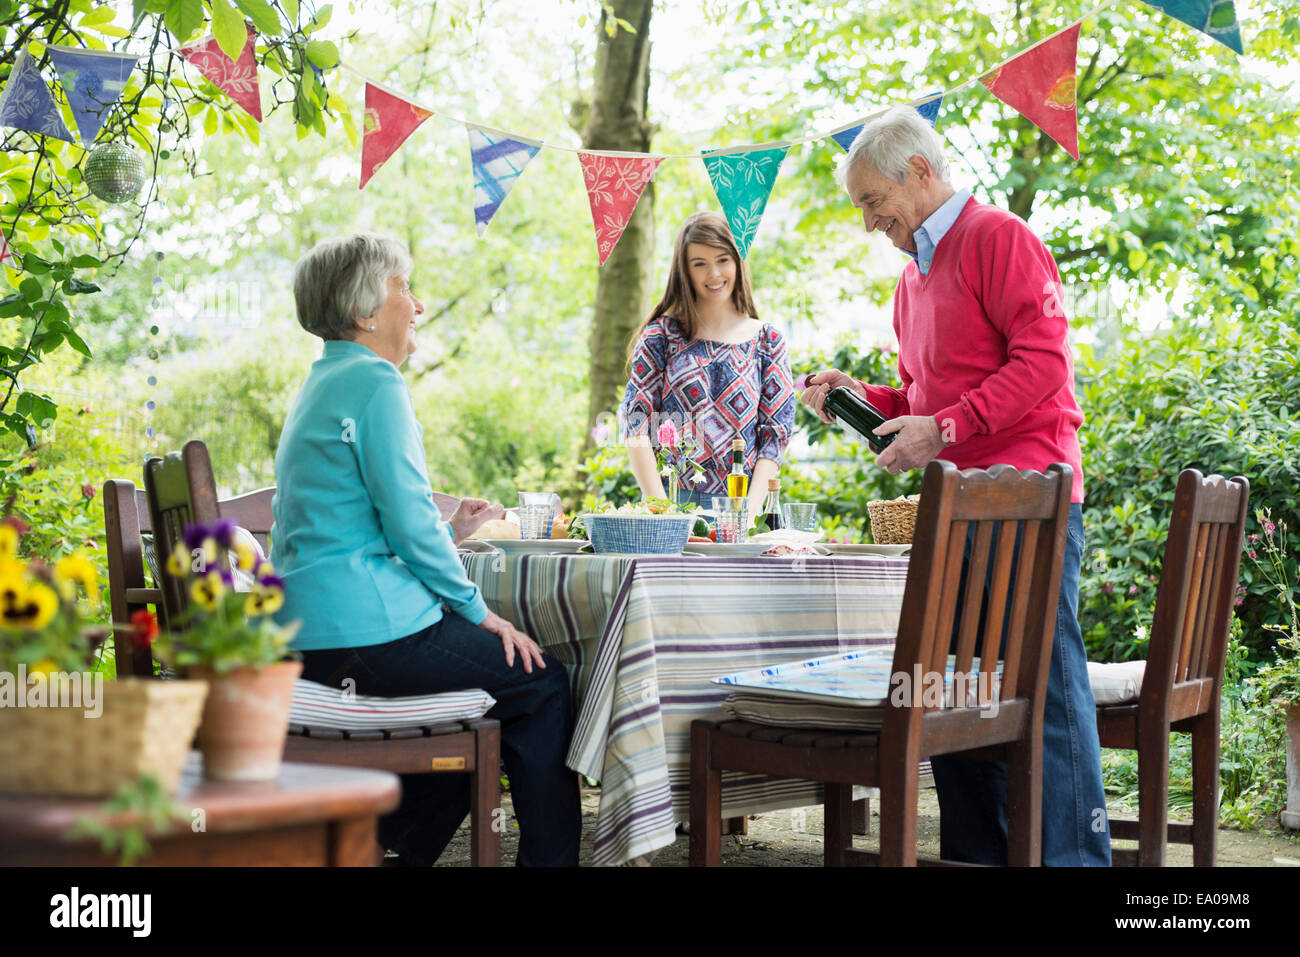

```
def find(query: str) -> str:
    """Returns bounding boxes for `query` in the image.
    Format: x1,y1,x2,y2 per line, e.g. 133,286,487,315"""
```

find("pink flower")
1101,583,1114,595
81,483,95,500
1249,533,1261,543
590,421,610,444
1234,597,1244,607
657,419,678,448
1129,585,1138,595
1264,521,1276,535
1248,550,1258,560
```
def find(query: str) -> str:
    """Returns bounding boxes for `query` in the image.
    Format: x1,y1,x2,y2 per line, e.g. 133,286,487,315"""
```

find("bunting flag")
0,50,74,141
46,46,138,145
980,25,1081,160
0,235,15,268
180,26,264,121
467,125,542,237
359,82,433,189
829,91,944,152
701,146,788,258
1143,0,1243,54
578,153,663,266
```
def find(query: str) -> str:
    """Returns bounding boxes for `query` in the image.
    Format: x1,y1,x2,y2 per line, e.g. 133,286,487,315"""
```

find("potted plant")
155,519,301,782
0,520,208,796
1247,509,1300,830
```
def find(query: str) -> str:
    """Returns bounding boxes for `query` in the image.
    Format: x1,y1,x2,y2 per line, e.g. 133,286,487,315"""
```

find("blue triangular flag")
0,50,74,141
467,124,542,237
701,146,789,259
47,46,139,144
829,92,944,152
1143,0,1243,54
914,90,944,127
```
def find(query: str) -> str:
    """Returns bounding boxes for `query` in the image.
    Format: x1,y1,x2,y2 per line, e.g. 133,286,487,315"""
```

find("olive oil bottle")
725,438,748,498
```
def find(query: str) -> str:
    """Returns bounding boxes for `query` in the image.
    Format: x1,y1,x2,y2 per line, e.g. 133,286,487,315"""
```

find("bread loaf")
468,519,521,540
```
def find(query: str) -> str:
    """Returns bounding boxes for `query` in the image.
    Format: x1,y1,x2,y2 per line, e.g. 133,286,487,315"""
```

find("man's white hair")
836,104,951,187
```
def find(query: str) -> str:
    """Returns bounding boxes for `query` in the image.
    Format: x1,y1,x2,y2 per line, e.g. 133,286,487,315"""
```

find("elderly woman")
270,233,580,866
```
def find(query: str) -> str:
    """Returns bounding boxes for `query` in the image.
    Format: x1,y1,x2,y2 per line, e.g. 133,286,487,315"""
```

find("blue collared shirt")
903,189,971,275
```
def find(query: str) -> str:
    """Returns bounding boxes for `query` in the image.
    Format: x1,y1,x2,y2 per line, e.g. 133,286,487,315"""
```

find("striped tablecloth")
460,552,908,866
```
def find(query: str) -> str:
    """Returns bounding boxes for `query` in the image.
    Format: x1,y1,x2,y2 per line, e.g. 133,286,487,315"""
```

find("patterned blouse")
618,316,797,495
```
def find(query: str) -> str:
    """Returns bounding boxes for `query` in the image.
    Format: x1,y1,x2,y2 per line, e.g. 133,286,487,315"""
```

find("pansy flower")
190,571,226,610
53,553,100,607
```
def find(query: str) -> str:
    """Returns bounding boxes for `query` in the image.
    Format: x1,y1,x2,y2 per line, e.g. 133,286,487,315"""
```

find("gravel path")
431,786,1300,867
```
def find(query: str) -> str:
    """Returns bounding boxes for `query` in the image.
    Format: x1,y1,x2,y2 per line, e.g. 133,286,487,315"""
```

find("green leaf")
204,107,219,136
64,328,92,358
211,0,247,62
19,278,42,302
15,392,32,416
163,0,204,42
304,40,339,69
30,395,57,426
21,255,49,275
62,278,101,295
0,294,27,318
281,0,298,26
80,5,117,26
306,3,331,33
234,0,280,35
69,254,101,268
1128,248,1148,271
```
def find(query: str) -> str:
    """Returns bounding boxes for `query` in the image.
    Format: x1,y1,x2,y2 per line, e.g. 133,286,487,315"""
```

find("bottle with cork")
759,478,783,531
725,438,748,499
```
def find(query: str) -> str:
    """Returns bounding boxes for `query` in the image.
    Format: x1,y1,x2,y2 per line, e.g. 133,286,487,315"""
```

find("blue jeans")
929,504,1111,866
300,612,581,866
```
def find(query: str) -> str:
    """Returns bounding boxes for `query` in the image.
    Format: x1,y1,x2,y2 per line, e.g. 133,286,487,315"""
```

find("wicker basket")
867,495,921,545
582,513,695,555
0,677,208,797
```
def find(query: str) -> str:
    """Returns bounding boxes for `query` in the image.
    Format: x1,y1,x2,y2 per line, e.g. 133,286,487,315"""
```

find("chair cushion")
1087,660,1146,706
722,692,886,731
288,679,496,733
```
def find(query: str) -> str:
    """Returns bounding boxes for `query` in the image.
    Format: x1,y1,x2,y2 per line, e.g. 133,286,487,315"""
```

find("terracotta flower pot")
190,660,302,781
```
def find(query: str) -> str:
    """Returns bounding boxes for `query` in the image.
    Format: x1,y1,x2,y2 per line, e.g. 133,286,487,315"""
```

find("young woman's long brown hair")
626,212,759,369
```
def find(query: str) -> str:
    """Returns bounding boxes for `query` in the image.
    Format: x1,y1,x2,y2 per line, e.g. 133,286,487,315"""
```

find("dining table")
460,546,909,866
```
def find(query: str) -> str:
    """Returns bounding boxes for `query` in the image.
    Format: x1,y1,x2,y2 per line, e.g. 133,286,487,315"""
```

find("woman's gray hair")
836,104,951,187
292,233,414,340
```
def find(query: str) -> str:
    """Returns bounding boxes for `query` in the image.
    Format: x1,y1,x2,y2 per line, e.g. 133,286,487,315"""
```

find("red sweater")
863,197,1085,503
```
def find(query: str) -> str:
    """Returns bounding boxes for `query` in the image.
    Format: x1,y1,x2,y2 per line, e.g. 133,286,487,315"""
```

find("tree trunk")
581,0,654,456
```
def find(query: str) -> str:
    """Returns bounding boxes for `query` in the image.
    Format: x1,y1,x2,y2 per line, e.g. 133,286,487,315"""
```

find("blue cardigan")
269,340,488,650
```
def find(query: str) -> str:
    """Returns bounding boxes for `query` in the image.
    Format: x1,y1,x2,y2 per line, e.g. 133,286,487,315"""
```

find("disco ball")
84,142,147,204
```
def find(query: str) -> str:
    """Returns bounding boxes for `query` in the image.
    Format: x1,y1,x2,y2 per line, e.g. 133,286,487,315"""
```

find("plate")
681,542,775,557
481,539,590,555
822,543,911,557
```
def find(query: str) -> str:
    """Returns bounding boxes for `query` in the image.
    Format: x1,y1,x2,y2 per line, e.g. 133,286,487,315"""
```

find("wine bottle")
759,478,783,531
725,438,749,498
825,387,896,455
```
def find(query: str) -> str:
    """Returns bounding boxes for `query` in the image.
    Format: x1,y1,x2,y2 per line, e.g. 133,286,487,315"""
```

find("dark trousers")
929,504,1111,866
300,612,581,866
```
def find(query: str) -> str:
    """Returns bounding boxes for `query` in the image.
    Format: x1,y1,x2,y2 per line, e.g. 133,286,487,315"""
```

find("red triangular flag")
359,82,433,189
980,24,1080,160
0,235,15,268
180,25,263,122
578,152,663,266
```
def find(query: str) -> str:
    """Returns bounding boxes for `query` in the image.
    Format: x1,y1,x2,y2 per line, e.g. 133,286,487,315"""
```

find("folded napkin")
746,528,825,556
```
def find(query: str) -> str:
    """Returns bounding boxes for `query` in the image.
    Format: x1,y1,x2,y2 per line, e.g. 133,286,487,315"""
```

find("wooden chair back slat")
953,520,993,679
980,522,1018,699
888,462,1071,729
1142,470,1249,718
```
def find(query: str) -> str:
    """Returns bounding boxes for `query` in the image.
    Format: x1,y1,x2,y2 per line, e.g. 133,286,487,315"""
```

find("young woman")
618,211,796,515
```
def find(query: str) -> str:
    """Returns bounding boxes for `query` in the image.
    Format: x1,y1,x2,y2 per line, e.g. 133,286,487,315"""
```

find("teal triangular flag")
701,146,789,259
1143,0,1243,53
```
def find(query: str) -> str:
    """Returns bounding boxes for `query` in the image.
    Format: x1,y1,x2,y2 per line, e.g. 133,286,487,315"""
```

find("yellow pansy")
190,571,226,611
0,580,59,630
244,585,284,617
0,525,17,560
166,549,189,577
28,657,61,678
54,554,100,607
234,541,258,572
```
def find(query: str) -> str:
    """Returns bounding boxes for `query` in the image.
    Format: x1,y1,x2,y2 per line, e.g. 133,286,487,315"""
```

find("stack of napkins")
746,528,824,556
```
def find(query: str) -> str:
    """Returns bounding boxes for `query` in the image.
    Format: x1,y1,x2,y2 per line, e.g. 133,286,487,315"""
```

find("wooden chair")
690,460,1073,866
1096,469,1249,867
111,440,502,866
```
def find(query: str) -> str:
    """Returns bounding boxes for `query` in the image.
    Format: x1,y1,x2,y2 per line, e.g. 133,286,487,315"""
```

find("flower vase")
190,660,302,781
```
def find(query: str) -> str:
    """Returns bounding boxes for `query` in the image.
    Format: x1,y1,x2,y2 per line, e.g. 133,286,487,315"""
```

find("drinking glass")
711,496,748,544
518,492,558,540
782,502,819,534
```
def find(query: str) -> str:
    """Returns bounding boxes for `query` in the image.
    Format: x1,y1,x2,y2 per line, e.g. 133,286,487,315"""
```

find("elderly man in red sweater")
802,105,1110,866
